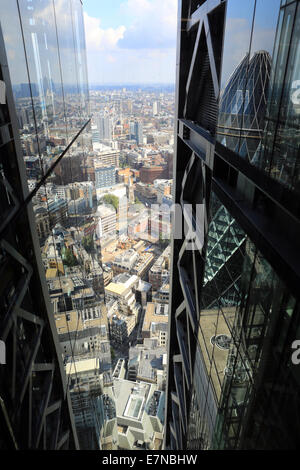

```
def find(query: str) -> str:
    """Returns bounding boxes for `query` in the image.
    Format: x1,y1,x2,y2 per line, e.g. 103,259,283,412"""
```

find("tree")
63,247,78,267
82,234,94,252
102,194,119,212
110,347,116,361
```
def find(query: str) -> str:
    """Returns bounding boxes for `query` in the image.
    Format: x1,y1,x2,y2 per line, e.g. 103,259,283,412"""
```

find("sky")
83,0,178,85
83,0,281,87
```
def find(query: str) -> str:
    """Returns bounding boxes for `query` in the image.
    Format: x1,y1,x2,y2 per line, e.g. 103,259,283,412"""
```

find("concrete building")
130,120,143,145
66,357,103,449
131,252,155,279
153,281,170,305
113,379,165,450
139,166,166,184
149,246,170,291
113,359,126,380
110,313,136,346
97,115,113,142
135,181,157,201
34,197,68,238
142,302,169,347
112,249,139,275
135,280,152,308
95,165,116,189
105,273,140,318
117,167,133,185
102,263,114,286
34,205,51,240
153,179,173,204
128,344,167,390
96,205,117,240
152,100,160,116
93,144,120,167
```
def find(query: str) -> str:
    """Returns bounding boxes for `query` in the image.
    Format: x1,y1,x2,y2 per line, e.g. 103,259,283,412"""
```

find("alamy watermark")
291,340,300,365
97,196,206,252
0,340,5,364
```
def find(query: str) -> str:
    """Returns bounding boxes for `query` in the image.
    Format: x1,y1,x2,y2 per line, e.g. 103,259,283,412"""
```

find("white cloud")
83,12,126,52
83,1,177,84
118,0,177,49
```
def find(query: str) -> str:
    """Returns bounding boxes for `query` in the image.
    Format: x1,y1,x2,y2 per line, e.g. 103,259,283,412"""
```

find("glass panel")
253,1,300,195
71,0,90,129
53,0,81,144
216,0,255,154
201,192,247,322
269,5,300,191
16,0,67,175
239,0,281,163
1,0,45,184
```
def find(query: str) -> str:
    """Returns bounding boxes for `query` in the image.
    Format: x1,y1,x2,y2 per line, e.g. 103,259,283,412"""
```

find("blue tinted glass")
216,0,255,156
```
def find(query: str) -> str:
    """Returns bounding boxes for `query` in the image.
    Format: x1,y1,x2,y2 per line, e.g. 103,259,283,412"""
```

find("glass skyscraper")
0,0,106,450
217,50,271,162
166,0,300,450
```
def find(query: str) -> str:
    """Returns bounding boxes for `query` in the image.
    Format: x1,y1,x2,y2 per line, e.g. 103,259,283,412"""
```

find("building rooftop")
113,379,152,423
65,357,100,376
105,282,127,296
142,302,169,334
96,204,116,217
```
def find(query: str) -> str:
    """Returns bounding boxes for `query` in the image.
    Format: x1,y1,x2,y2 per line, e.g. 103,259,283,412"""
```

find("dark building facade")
0,0,97,450
217,50,271,162
0,25,78,450
166,0,300,450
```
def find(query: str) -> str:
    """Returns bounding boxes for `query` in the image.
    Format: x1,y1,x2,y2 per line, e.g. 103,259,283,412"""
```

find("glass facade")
166,0,300,451
216,0,281,162
0,0,110,451
1,0,90,177
254,0,300,194
0,9,79,449
217,51,271,162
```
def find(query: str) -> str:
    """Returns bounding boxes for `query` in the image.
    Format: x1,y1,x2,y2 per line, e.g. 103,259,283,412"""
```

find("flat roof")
113,379,153,422
65,357,99,376
105,282,127,296
142,302,169,333
46,268,58,279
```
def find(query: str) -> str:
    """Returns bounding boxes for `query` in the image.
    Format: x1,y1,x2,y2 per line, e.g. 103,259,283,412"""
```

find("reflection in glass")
217,51,271,162
254,2,300,194
217,0,282,163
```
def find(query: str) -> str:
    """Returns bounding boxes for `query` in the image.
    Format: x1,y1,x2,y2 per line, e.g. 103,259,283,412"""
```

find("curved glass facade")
217,51,271,162
167,0,300,452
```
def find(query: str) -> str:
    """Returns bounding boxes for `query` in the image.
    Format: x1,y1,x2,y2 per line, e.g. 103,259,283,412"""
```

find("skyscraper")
0,21,78,451
0,0,102,450
166,0,300,450
130,120,144,145
97,115,113,143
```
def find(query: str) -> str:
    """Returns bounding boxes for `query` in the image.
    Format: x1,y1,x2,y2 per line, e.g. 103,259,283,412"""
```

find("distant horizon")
88,82,175,88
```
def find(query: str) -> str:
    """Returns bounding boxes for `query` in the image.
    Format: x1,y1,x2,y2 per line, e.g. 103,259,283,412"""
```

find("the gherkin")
217,51,271,162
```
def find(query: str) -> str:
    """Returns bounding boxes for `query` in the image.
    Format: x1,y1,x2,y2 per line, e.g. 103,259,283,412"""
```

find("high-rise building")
0,20,78,450
0,0,103,450
130,120,144,145
95,166,116,190
97,115,113,142
153,100,161,116
166,0,300,450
